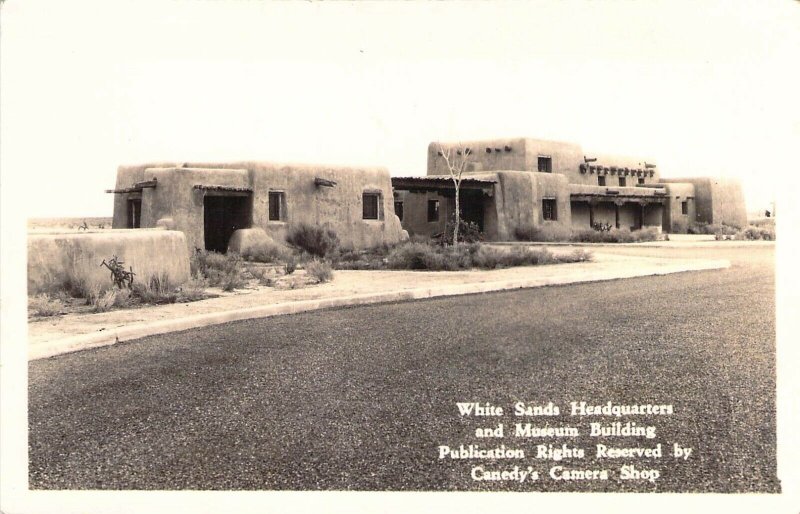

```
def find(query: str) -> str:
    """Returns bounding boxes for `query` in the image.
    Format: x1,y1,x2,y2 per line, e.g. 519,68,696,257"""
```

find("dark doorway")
459,190,485,231
203,194,251,253
127,199,142,229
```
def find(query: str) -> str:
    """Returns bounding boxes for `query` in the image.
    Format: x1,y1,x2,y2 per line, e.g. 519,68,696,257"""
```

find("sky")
1,0,798,217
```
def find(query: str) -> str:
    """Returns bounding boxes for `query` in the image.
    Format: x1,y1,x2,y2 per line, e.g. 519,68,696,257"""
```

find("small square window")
598,176,606,186
268,191,285,221
427,199,440,222
638,177,645,185
394,201,404,221
542,199,557,221
363,192,380,220
681,201,688,215
618,177,626,187
537,156,552,173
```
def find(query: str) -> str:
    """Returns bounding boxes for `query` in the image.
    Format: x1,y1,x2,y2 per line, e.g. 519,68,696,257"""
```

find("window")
427,199,440,222
268,191,285,221
618,177,626,187
681,201,688,215
362,192,380,220
542,199,557,221
537,156,552,173
127,198,142,228
638,177,645,185
394,201,404,221
598,176,606,186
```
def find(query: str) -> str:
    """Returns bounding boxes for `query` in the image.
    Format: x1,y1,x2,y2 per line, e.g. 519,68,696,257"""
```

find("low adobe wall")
28,229,190,295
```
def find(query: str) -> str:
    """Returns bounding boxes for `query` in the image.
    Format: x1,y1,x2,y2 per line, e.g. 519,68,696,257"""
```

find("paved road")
29,246,778,492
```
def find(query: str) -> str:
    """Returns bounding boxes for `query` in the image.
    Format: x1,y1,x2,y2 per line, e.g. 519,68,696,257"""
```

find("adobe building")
108,162,407,252
392,137,747,240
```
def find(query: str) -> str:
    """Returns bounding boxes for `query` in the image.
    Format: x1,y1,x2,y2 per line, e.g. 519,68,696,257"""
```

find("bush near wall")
190,250,248,291
730,225,775,241
286,223,340,258
384,242,591,271
514,224,660,243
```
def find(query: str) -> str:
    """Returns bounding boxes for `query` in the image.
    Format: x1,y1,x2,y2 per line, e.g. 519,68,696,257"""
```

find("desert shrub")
734,225,776,241
630,227,661,242
176,278,209,302
385,242,588,271
438,217,484,245
92,288,132,312
409,234,436,245
686,221,708,235
709,223,739,236
570,227,659,243
386,242,458,270
749,218,775,228
305,259,334,283
242,240,292,263
670,218,689,234
569,249,593,262
246,264,267,280
471,245,503,269
286,223,340,258
514,223,573,242
688,222,736,235
758,226,776,240
191,250,246,290
28,294,65,317
503,247,557,267
132,273,179,304
570,228,630,243
284,256,297,275
330,245,392,270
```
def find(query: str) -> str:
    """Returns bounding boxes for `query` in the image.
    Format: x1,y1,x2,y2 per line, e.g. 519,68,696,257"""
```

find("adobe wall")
28,229,190,295
491,171,571,240
112,162,406,251
662,182,697,232
394,171,570,241
395,190,452,239
427,138,660,191
661,177,746,228
427,139,530,176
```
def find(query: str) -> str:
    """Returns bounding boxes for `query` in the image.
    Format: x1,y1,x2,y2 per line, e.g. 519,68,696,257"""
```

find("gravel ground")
28,246,778,492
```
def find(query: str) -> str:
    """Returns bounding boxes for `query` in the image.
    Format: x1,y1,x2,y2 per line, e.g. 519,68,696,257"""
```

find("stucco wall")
662,182,697,232
492,171,571,240
396,190,452,238
427,139,529,176
28,230,190,295
661,178,746,228
427,138,660,188
708,177,747,228
394,170,569,241
112,162,406,251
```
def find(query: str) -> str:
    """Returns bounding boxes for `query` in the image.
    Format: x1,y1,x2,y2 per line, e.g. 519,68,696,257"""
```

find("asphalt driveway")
28,245,778,492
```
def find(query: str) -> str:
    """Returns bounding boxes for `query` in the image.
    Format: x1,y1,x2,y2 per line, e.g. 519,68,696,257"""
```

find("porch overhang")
391,176,496,194
570,184,666,205
570,193,666,205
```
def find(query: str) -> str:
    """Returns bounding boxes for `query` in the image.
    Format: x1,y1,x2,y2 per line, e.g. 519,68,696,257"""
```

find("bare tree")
436,142,471,246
